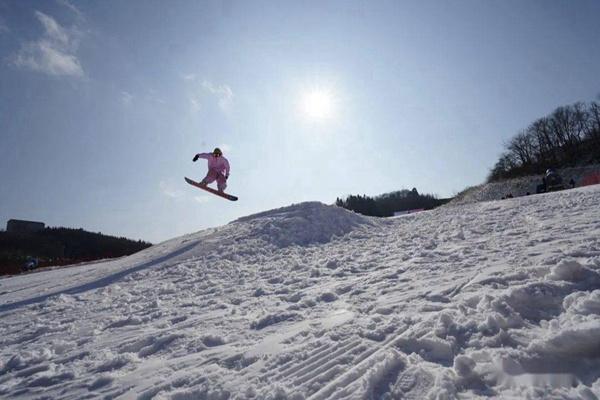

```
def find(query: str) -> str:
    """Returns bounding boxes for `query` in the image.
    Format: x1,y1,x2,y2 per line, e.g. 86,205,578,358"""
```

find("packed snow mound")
451,164,600,205
232,201,373,247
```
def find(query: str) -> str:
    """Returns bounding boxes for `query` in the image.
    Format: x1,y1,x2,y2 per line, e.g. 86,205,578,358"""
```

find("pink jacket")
198,153,230,176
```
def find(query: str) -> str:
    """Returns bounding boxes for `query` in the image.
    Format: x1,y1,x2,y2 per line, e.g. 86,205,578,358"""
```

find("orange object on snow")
581,172,600,186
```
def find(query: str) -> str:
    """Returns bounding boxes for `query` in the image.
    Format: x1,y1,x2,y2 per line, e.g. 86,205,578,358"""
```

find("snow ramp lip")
232,201,374,247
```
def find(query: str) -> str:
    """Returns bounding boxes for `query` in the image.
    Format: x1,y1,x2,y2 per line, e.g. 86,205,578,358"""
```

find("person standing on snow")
193,148,230,192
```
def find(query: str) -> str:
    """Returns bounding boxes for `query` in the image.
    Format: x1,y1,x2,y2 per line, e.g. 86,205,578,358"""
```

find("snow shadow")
0,240,200,314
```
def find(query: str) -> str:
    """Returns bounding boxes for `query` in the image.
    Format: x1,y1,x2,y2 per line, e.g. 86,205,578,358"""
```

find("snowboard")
185,177,238,201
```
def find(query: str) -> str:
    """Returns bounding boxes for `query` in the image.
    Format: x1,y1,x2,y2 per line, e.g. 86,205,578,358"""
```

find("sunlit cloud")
189,96,201,113
10,11,84,77
202,80,234,112
185,76,202,113
145,88,166,105
194,196,210,204
36,11,70,45
219,144,232,153
121,91,134,106
182,75,233,114
56,0,85,22
13,41,83,77
160,181,184,199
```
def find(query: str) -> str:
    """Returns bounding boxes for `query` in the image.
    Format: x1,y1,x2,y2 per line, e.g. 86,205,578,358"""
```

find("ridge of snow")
232,201,374,248
1,188,600,399
451,164,600,205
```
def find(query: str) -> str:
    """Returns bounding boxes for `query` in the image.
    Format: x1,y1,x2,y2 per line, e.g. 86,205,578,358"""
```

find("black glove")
193,154,199,162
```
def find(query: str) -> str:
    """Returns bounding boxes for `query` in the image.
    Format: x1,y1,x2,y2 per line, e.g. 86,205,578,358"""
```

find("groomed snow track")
1,192,600,399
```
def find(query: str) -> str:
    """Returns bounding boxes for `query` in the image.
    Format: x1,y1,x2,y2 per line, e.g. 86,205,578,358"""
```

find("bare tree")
488,101,600,182
588,102,600,159
507,130,536,168
572,102,589,140
588,102,600,140
528,118,551,165
488,151,518,181
547,105,587,163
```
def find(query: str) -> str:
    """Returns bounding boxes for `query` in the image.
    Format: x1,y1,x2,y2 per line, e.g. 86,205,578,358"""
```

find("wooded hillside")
0,227,152,275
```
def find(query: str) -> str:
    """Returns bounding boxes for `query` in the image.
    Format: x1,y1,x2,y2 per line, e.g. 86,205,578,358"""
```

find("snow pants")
202,169,227,192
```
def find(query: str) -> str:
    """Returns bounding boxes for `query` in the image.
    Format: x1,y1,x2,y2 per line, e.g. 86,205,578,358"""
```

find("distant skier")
193,148,230,192
544,168,564,191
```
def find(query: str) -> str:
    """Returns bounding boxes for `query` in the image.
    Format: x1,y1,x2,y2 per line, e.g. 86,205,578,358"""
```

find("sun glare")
301,89,335,121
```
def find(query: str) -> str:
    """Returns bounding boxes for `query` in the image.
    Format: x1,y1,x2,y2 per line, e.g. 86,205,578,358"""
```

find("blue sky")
1,0,599,243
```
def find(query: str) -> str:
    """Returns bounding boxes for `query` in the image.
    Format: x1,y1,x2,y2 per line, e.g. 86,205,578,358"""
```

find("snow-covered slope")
452,164,600,205
1,191,600,399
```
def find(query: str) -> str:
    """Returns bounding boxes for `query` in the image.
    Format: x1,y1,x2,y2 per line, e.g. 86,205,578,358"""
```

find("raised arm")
193,153,211,162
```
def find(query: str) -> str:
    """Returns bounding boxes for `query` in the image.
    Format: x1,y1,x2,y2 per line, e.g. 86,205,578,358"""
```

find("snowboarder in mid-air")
193,148,230,192
186,147,237,201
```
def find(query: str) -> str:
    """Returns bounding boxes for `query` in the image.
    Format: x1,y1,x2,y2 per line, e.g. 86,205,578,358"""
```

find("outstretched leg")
201,170,219,186
216,173,227,192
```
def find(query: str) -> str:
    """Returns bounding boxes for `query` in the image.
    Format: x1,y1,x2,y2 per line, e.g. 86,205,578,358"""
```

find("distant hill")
336,188,451,217
488,101,600,182
0,227,152,275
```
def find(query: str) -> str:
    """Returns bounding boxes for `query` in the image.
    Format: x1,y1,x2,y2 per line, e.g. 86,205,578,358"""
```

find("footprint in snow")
317,292,338,302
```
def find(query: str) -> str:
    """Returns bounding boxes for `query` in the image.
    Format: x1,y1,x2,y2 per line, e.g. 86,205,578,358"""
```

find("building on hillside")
6,219,45,233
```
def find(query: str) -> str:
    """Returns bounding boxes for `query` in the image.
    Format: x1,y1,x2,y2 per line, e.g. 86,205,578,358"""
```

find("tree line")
489,101,600,181
336,188,449,217
0,227,152,275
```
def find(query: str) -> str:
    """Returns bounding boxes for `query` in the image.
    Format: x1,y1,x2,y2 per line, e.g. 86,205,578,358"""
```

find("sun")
301,88,335,121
